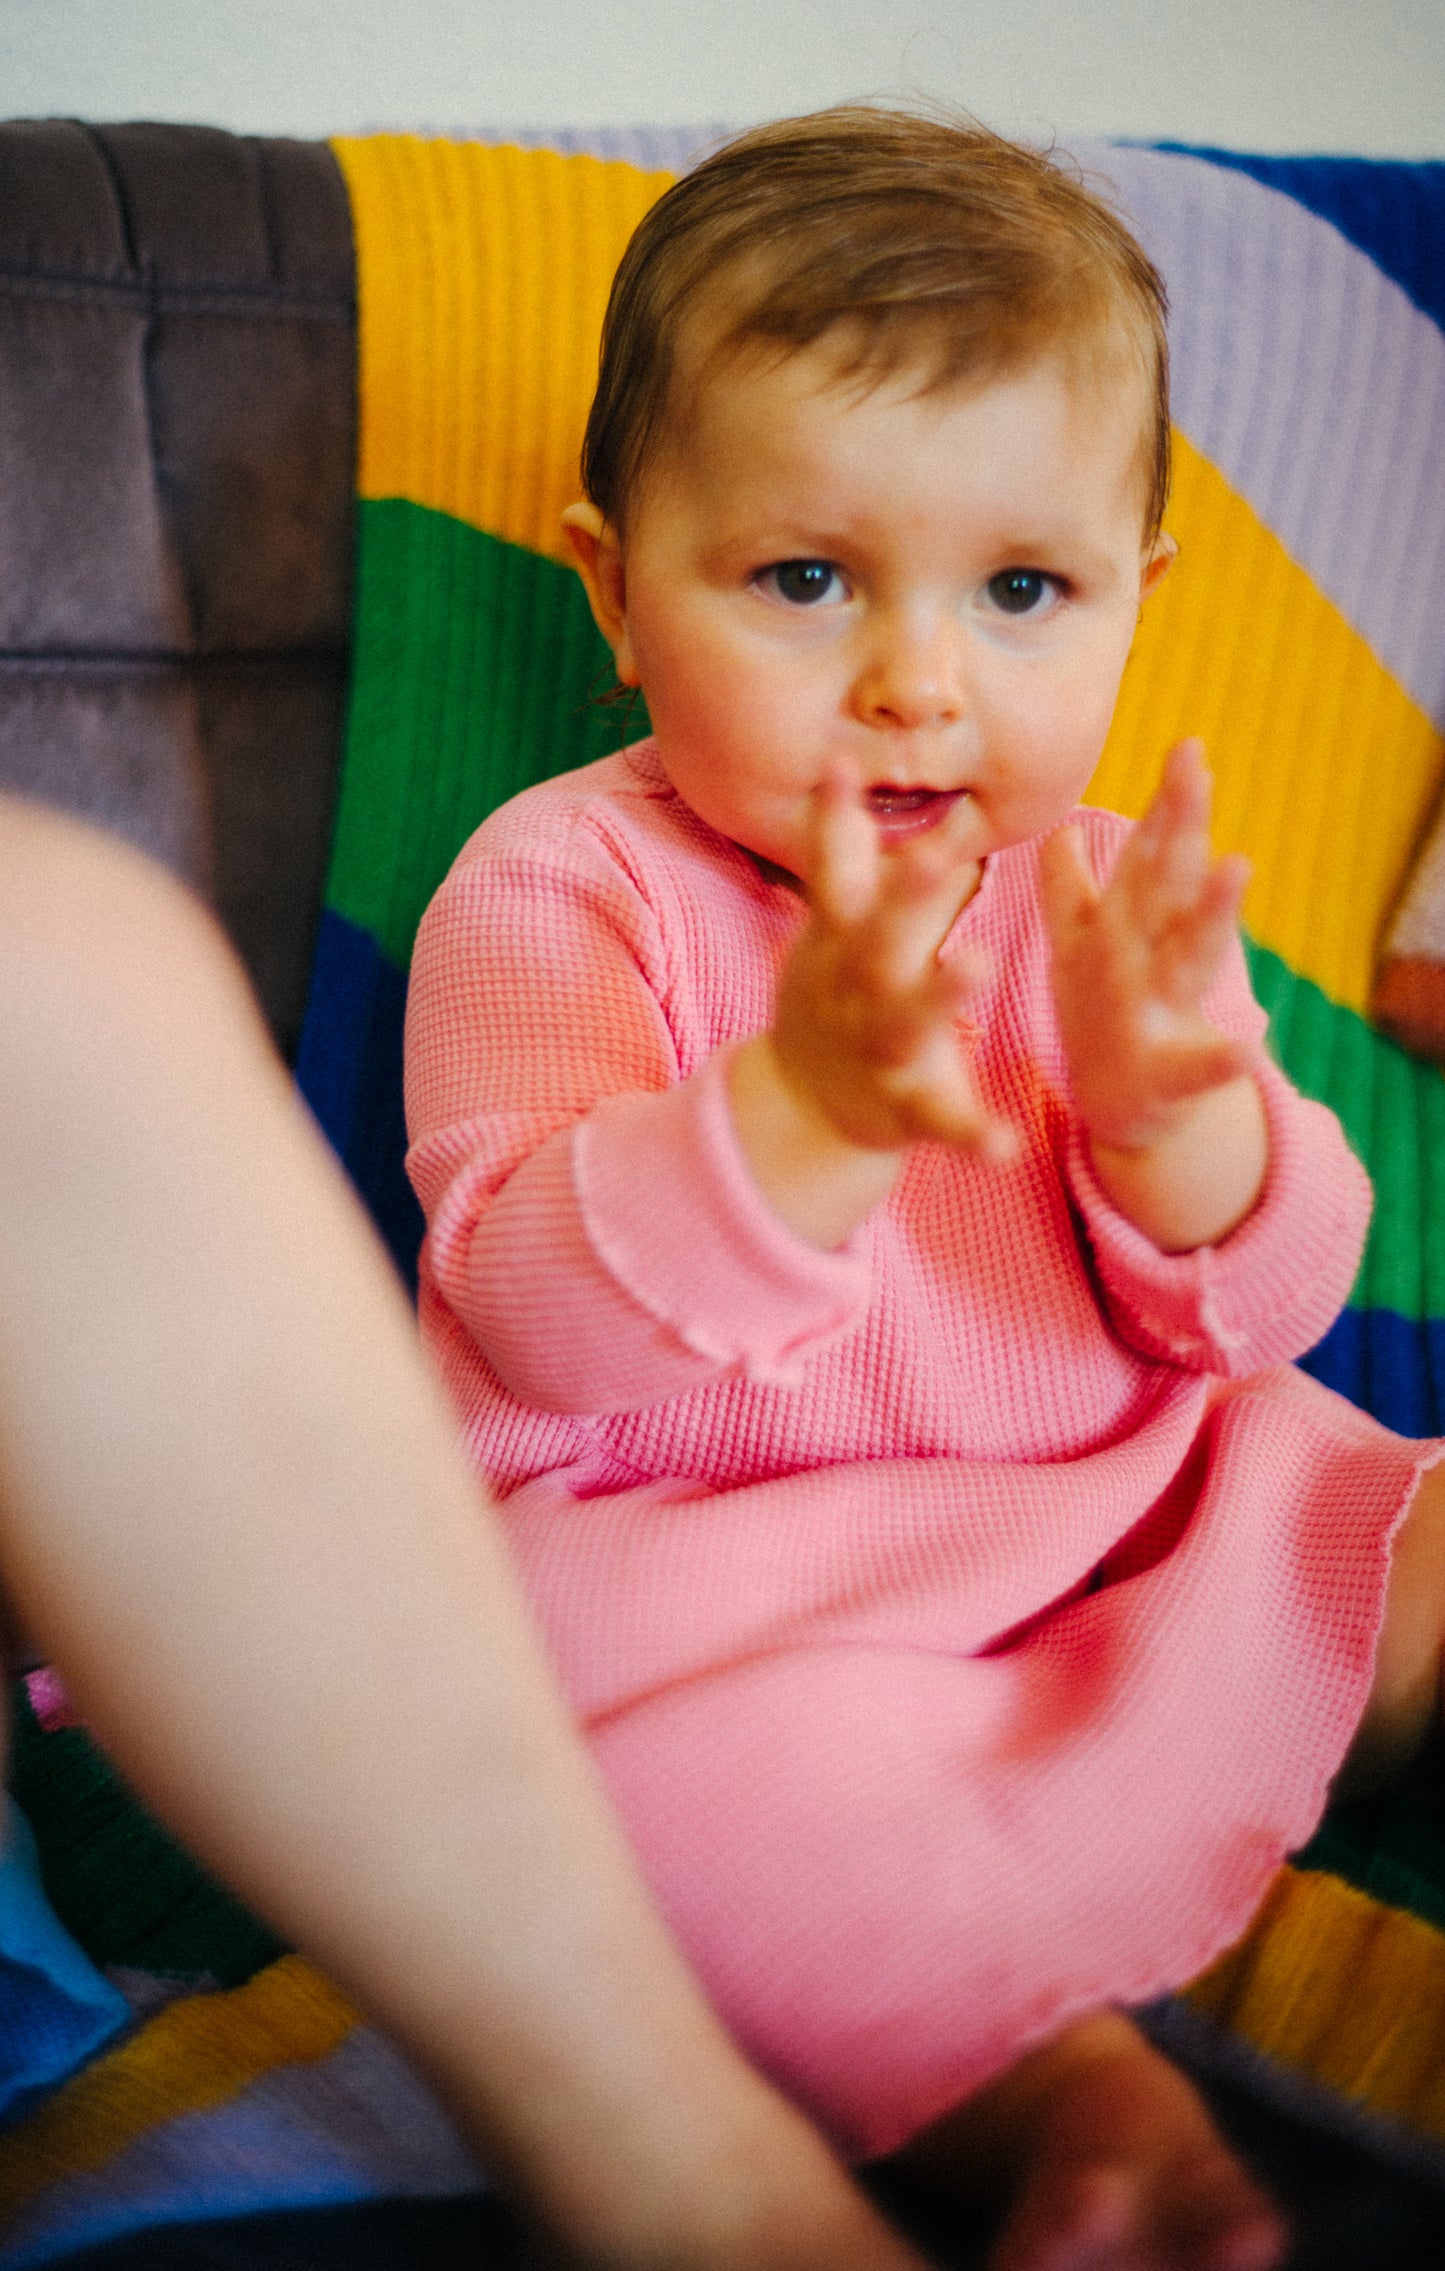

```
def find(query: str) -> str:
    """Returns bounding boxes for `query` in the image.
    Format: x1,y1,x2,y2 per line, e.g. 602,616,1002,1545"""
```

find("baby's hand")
771,771,1014,1159
1039,740,1252,1152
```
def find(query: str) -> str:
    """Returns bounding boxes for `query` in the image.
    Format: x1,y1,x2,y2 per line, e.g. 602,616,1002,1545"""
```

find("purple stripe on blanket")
1150,149,1445,339
425,124,728,172
1069,146,1445,729
0,2026,486,2269
421,133,1445,728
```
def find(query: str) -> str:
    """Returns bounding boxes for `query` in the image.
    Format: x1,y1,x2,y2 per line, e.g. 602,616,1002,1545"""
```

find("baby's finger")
892,1036,1020,1161
877,785,982,909
933,941,991,1011
1144,1021,1253,1104
1120,739,1212,934
808,768,879,929
1205,849,1251,921
1140,738,1210,848
1155,854,1251,1007
1038,823,1099,948
868,796,984,988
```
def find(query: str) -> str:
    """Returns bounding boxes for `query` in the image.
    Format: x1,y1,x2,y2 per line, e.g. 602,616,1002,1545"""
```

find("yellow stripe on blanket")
1094,433,1445,1019
334,133,1444,1023
334,136,674,561
1188,1867,1445,2142
0,1957,359,2220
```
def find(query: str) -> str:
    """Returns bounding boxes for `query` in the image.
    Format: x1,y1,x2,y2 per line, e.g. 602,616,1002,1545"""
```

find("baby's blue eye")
767,560,843,606
987,569,1054,616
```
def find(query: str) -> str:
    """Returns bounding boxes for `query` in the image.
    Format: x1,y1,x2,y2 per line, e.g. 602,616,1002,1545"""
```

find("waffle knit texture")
405,741,1437,2156
302,135,1445,1449
311,129,1445,2168
9,132,1445,2263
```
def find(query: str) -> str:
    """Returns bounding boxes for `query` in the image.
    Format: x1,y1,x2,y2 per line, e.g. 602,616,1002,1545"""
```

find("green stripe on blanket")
1248,942,1445,1323
7,1686,281,1991
330,501,646,969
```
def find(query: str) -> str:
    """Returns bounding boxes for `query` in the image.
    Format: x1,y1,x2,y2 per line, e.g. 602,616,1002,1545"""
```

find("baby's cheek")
1039,714,1117,815
1009,760,1099,843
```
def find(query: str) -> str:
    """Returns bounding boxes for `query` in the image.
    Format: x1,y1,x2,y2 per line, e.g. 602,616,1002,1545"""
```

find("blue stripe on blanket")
0,2026,485,2269
293,906,1445,1436
1152,148,1445,337
1089,144,1445,728
0,1801,127,2128
295,913,423,1291
1299,1307,1445,1440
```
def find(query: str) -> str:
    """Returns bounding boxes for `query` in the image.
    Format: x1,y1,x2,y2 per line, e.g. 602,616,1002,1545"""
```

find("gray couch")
9,113,1445,2271
0,119,355,1063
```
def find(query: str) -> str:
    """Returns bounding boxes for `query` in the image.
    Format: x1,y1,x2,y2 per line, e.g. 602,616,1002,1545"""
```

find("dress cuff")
1063,1063,1371,1374
572,1046,872,1386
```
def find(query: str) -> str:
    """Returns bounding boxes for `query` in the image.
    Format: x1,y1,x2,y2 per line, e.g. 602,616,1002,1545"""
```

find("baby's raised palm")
773,771,1014,1158
1039,739,1252,1153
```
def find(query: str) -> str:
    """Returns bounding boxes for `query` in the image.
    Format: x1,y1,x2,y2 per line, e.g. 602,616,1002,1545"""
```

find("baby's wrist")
727,1035,904,1251
1076,1070,1240,1160
1082,1074,1268,1254
1084,1107,1192,1162
752,1032,902,1161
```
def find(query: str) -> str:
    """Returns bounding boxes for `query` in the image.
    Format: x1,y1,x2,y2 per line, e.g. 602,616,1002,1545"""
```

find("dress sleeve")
404,828,869,1415
1060,932,1372,1376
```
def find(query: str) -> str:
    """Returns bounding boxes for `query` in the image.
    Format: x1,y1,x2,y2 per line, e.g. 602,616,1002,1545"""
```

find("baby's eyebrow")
701,529,843,571
988,531,1127,573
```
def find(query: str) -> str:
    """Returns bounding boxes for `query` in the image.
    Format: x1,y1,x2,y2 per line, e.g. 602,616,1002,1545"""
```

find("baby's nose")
853,612,965,730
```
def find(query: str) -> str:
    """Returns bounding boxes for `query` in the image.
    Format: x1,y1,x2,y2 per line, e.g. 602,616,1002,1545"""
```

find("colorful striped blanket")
4,129,1445,2266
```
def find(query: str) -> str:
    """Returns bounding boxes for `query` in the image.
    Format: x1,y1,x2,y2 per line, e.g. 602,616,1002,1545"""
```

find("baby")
405,107,1445,2270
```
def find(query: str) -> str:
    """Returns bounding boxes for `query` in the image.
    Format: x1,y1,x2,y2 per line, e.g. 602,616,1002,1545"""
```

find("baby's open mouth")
866,785,966,839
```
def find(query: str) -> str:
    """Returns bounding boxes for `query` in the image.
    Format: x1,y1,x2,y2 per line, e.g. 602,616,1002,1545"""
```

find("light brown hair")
581,104,1171,539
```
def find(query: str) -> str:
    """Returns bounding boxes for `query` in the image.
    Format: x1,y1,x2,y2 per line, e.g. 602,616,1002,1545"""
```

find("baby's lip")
865,785,968,838
866,784,959,814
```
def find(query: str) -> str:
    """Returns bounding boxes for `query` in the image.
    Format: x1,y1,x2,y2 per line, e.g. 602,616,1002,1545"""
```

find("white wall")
5,0,1443,155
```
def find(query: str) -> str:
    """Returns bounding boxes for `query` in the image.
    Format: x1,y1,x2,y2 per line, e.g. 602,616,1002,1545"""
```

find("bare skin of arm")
727,771,1014,1251
724,751,1286,2270
1040,739,1266,1253
729,739,1265,1260
0,797,925,2271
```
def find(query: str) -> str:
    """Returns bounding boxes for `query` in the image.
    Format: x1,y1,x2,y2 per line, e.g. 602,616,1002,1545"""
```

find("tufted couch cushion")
0,120,356,1060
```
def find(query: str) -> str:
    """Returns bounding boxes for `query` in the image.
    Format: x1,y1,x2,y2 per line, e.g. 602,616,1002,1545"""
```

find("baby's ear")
1140,531,1178,600
561,503,639,684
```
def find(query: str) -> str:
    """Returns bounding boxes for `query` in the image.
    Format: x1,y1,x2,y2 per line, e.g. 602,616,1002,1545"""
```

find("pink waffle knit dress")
404,737,1439,2161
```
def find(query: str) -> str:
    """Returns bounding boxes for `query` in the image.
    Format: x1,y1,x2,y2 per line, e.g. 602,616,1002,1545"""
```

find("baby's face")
580,337,1169,890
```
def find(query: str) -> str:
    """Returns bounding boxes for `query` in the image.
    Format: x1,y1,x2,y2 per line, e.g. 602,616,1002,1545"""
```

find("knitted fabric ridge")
7,131,1445,2264
306,132,1445,2161
310,136,1445,1440
405,744,1436,2155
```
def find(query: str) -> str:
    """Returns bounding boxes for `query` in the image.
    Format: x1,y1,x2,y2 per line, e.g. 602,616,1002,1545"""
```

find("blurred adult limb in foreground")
0,794,924,2271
